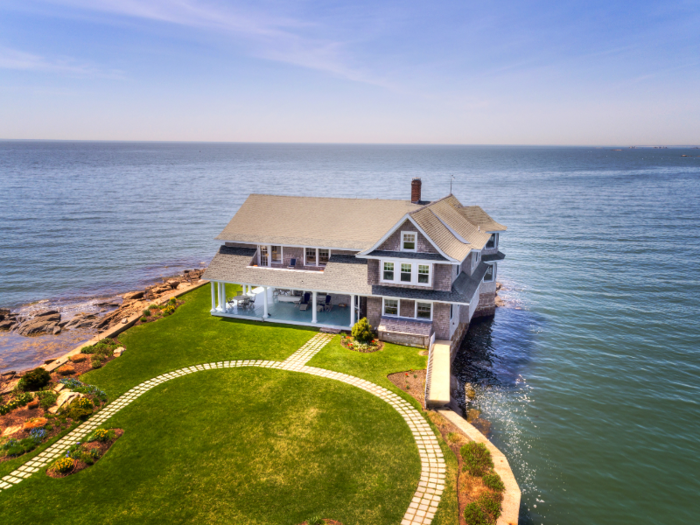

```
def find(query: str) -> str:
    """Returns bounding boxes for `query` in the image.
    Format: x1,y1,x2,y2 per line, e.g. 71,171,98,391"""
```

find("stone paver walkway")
0,336,445,525
281,332,334,369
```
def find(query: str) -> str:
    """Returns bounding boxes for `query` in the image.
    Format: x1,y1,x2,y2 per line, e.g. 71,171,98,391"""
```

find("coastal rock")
35,309,60,318
465,384,476,400
167,280,180,289
53,324,62,335
0,379,20,395
495,295,506,307
0,319,17,331
65,313,98,330
0,308,11,318
17,316,60,336
123,291,144,301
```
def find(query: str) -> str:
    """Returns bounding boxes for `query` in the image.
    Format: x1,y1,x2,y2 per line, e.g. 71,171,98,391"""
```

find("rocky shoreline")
0,268,205,379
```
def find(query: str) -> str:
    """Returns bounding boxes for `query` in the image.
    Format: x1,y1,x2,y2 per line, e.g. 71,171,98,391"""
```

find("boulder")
18,318,60,336
53,325,62,335
0,319,17,331
53,384,65,393
1,425,23,437
465,384,476,400
113,347,125,357
123,291,144,301
23,417,48,430
0,308,11,317
49,391,84,414
167,280,180,289
0,378,20,395
56,363,75,376
35,309,60,318
70,354,87,363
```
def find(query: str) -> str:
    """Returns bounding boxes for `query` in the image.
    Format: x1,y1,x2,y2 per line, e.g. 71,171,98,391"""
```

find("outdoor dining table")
276,295,300,303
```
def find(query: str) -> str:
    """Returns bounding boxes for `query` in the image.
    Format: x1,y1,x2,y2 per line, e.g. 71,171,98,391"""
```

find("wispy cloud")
33,0,387,86
0,46,124,78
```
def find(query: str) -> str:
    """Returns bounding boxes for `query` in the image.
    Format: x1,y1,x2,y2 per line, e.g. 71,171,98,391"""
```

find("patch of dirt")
133,299,184,327
46,429,123,478
387,369,426,407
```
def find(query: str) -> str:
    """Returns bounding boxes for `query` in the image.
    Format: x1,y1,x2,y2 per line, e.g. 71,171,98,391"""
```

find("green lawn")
1,284,459,524
1,367,420,525
81,283,314,397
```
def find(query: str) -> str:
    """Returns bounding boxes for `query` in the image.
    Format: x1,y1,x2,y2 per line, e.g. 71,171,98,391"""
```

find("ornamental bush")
482,472,505,492
19,368,51,392
477,492,502,520
351,317,374,344
53,457,74,474
460,442,494,477
65,397,93,420
463,502,491,525
0,392,34,416
89,428,112,443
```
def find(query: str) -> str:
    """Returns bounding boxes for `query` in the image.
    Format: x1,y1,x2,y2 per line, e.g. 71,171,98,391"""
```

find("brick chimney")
411,178,422,204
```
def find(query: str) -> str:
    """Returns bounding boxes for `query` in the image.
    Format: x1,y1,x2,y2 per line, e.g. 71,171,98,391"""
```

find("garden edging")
437,409,520,525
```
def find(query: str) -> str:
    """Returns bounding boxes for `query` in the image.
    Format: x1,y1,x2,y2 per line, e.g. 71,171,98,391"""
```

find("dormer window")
486,234,498,249
402,232,417,251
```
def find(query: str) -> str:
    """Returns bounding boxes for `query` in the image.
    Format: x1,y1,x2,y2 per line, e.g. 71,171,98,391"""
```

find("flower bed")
0,377,110,462
136,298,183,326
47,428,123,478
339,335,383,353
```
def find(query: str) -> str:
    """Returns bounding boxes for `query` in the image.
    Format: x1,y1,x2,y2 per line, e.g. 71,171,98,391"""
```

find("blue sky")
1,0,699,144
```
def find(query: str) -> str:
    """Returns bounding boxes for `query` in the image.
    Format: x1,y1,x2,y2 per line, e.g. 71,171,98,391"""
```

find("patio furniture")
277,295,300,304
245,295,256,310
323,294,332,312
298,292,311,311
287,258,297,270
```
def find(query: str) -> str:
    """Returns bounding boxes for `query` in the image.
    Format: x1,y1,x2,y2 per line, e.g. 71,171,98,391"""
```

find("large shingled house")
202,179,506,355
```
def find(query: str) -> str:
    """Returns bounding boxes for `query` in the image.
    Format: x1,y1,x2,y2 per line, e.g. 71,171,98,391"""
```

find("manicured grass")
309,339,460,525
1,367,420,525
81,284,316,397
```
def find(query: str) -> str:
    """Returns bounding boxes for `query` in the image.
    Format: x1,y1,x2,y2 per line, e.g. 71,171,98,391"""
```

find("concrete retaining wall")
438,409,521,525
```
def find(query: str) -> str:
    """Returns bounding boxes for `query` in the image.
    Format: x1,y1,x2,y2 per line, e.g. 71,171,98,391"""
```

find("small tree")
351,317,374,344
20,368,51,392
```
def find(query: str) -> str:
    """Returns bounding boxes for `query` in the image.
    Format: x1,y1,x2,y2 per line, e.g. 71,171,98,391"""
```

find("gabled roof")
215,194,420,250
457,205,507,232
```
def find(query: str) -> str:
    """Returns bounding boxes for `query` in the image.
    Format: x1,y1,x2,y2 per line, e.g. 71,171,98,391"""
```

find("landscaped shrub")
92,356,104,369
37,390,58,410
463,502,492,525
476,492,502,520
0,392,34,415
305,517,324,525
460,442,494,476
1,428,46,458
162,304,176,316
140,316,148,323
19,368,51,391
351,317,374,344
64,397,93,420
58,379,108,402
88,428,114,443
482,472,505,492
53,457,74,474
142,308,151,317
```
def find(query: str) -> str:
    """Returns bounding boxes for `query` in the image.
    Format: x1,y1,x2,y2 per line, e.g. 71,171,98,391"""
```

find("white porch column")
312,291,317,323
350,294,356,326
211,281,216,311
219,282,225,311
263,287,269,318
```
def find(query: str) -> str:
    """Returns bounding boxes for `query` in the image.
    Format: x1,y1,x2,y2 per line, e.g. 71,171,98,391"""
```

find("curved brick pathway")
0,334,445,525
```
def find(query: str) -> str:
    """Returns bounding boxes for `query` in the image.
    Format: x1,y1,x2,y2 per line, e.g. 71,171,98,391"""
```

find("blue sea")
1,141,699,524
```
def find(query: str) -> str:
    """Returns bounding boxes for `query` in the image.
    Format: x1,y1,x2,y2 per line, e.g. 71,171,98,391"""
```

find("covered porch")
209,281,359,330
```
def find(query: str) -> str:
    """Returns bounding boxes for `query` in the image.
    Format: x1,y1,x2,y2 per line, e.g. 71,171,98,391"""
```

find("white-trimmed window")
402,232,417,251
304,248,331,267
383,262,395,280
486,234,498,249
380,259,431,286
484,264,495,282
305,247,316,265
401,263,412,282
416,302,432,320
383,299,399,316
319,249,330,265
418,265,430,284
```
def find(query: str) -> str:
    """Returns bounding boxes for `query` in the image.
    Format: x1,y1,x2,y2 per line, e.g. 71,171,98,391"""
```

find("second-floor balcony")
252,245,332,272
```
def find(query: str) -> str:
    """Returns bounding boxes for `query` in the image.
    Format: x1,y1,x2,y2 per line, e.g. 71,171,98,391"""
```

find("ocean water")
1,141,699,523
